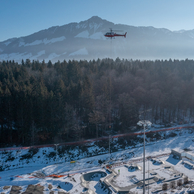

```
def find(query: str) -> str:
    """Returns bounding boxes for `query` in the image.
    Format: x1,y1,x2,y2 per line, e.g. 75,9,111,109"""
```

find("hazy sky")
1,0,194,42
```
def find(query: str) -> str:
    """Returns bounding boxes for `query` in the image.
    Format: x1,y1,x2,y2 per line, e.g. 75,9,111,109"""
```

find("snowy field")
0,127,194,193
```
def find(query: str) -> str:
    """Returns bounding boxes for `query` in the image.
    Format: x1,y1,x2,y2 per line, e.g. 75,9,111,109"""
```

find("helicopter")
104,28,127,38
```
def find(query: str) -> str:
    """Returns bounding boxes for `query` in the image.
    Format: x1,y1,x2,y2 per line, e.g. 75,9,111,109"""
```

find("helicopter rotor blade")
108,28,124,32
112,30,124,32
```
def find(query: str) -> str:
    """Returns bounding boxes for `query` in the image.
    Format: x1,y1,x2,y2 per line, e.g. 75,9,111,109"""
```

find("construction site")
1,126,194,193
0,150,194,194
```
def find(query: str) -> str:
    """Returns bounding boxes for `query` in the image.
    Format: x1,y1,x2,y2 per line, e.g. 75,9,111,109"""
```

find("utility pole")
54,144,59,174
109,135,111,162
148,156,150,194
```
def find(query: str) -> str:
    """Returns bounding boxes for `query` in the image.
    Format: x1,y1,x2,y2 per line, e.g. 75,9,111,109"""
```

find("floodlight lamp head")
137,120,152,127
137,121,143,126
145,120,152,127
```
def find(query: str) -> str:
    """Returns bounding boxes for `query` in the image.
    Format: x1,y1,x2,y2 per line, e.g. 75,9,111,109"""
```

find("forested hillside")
0,58,194,147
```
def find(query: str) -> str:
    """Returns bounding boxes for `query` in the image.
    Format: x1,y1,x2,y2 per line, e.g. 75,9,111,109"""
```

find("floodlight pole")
137,120,152,194
143,124,146,194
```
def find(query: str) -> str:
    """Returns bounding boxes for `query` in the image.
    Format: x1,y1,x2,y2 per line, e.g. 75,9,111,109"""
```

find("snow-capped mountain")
1,16,194,63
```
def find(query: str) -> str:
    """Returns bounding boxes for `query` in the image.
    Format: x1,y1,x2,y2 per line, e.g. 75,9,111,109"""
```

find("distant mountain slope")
1,16,194,62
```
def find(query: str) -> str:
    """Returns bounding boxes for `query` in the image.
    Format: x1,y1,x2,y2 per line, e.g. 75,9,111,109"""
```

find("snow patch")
4,41,12,46
76,22,102,32
45,52,66,62
51,26,58,33
174,30,186,33
75,30,105,40
0,53,32,62
46,53,60,62
0,50,45,62
90,32,106,40
19,41,25,47
43,36,66,44
24,36,66,46
75,30,89,38
189,32,194,39
25,40,42,46
76,23,87,29
89,23,102,31
69,48,88,56
30,50,45,60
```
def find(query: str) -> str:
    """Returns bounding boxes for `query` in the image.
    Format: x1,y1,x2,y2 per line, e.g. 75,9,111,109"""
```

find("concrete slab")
21,184,44,194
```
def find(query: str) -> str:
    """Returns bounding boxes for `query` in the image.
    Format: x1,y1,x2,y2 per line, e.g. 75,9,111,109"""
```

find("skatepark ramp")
80,171,107,194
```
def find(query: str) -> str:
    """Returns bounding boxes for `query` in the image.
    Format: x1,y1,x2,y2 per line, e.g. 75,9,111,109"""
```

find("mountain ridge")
1,16,194,62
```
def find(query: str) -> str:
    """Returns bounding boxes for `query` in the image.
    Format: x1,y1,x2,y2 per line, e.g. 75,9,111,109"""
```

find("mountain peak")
88,16,103,22
75,16,107,31
80,16,108,25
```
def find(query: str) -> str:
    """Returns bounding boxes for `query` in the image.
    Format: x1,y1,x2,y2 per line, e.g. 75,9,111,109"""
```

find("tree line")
0,58,194,147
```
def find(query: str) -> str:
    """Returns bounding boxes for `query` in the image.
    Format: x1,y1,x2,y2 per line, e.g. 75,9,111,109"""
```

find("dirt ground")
1,184,69,194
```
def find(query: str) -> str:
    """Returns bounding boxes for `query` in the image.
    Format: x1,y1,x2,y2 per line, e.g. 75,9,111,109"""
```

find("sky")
1,0,194,42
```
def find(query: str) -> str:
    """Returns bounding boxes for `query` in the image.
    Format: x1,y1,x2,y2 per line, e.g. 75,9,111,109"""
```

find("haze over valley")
1,16,194,63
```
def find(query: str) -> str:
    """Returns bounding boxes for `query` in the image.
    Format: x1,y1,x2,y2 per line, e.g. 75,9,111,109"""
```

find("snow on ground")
0,126,194,193
0,127,194,172
113,167,137,187
114,159,167,187
129,154,194,193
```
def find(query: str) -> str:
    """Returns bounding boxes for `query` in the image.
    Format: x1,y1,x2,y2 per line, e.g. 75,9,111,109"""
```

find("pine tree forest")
0,58,194,147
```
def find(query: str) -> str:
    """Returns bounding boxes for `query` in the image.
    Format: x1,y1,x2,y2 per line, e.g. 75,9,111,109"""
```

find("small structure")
182,161,194,169
171,148,194,162
80,171,107,192
177,179,183,186
171,149,183,159
150,171,157,175
125,163,141,171
151,158,164,165
182,151,194,162
170,180,176,189
184,176,189,184
162,183,168,190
